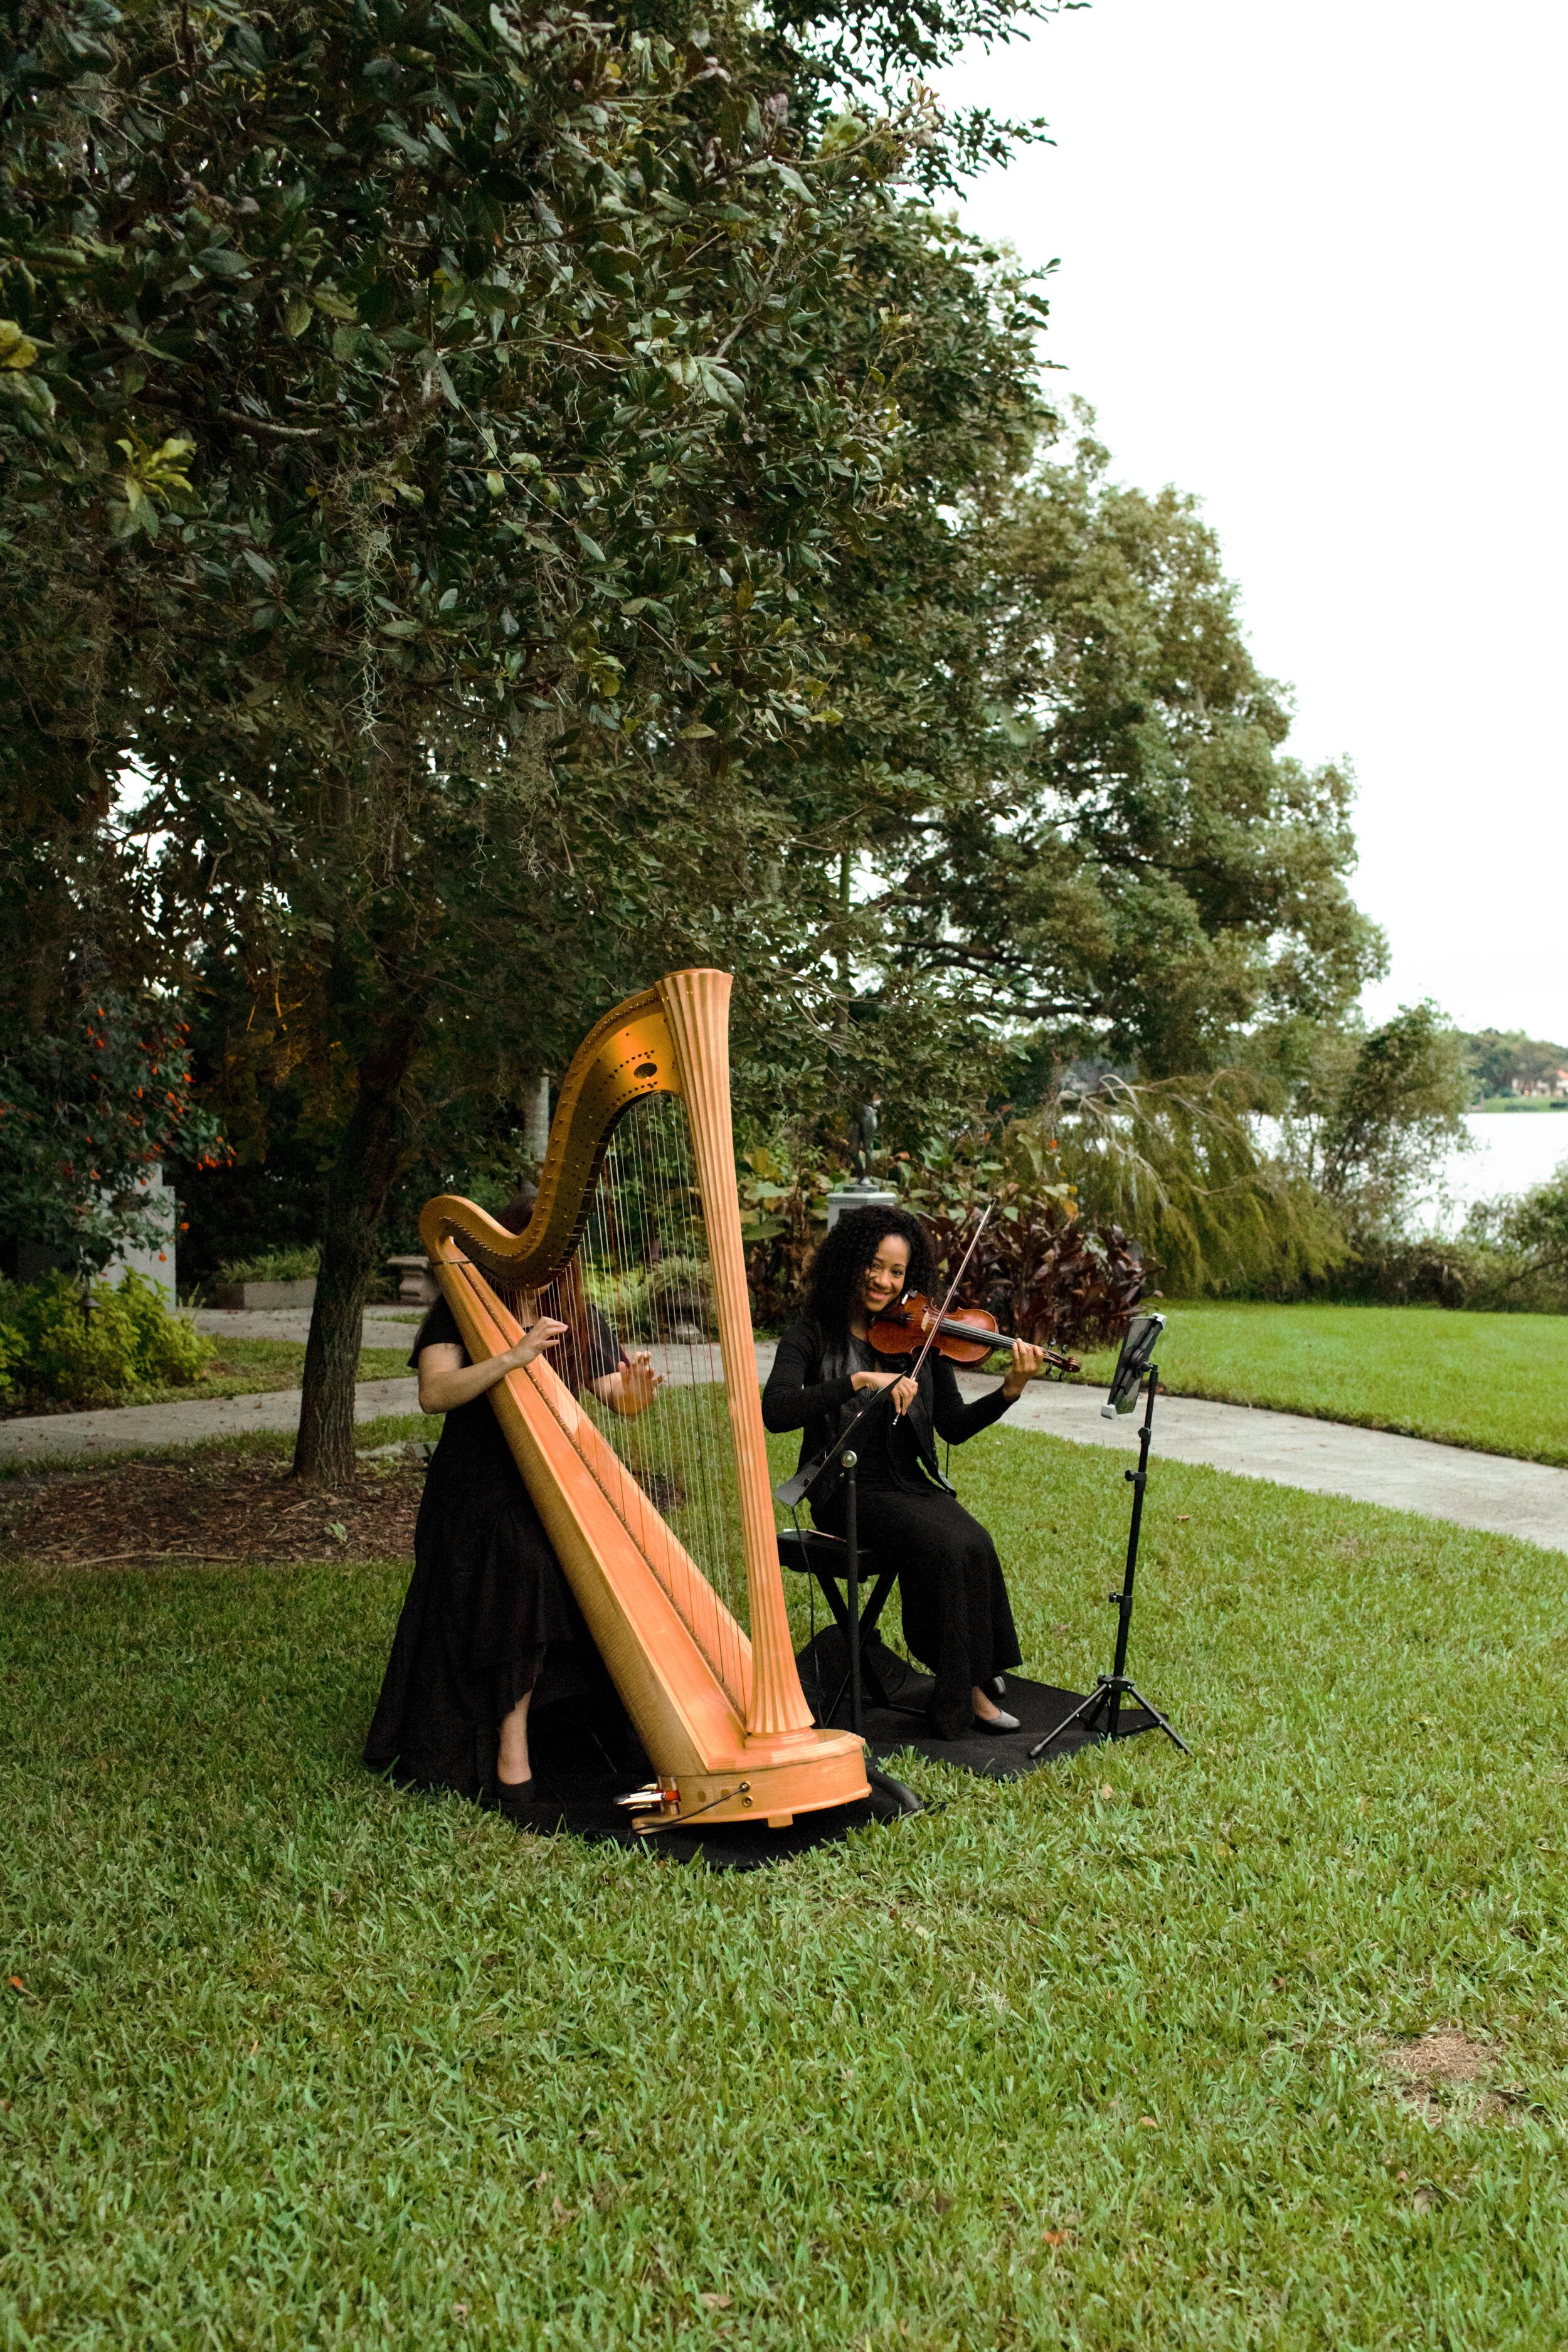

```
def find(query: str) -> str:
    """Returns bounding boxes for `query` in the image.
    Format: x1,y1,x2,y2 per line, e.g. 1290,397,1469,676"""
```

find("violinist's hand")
1001,1340,1046,1401
504,1316,569,1372
851,1369,918,1414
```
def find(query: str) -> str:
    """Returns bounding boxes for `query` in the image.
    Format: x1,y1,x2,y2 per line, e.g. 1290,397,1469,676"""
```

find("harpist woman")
364,1194,661,1822
762,1203,1044,1740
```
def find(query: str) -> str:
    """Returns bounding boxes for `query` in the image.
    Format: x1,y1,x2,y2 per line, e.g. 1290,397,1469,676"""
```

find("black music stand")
1030,1315,1189,1759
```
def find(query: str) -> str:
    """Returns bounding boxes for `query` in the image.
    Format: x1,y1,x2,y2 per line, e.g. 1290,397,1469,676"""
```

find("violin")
867,1293,1081,1379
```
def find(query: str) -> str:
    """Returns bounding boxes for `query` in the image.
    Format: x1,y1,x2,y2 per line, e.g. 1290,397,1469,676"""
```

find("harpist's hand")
616,1350,665,1416
506,1316,569,1371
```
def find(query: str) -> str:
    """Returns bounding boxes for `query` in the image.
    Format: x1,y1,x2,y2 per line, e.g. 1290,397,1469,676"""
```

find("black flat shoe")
973,1708,1020,1735
491,1776,539,1823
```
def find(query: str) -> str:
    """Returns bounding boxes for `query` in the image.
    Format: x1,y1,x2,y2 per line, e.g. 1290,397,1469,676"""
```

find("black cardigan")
761,1315,1015,1503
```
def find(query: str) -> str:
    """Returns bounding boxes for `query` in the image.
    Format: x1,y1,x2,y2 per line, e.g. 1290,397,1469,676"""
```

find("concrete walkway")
4,1337,1566,1555
1,1377,422,1464
961,1372,1568,1554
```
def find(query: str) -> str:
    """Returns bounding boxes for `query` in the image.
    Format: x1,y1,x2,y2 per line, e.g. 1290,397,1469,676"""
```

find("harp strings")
625,1099,743,1696
531,1094,751,1703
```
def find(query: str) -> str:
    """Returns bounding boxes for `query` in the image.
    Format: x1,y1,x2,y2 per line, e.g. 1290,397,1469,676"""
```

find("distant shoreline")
1472,1098,1568,1115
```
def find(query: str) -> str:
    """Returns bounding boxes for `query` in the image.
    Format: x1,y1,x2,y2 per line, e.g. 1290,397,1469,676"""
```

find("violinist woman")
364,1191,662,1823
761,1202,1046,1740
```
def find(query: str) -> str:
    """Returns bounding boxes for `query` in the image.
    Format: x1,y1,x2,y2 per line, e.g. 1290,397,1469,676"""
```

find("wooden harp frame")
418,967,868,1832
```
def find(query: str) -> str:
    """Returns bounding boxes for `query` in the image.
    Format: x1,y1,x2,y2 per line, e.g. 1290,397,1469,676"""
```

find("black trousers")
815,1481,1021,1739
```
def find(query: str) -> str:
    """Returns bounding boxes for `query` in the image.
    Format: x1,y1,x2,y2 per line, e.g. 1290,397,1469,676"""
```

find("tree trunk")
293,1018,418,1487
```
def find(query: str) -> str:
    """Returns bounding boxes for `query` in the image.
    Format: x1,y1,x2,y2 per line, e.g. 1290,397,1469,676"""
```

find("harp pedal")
617,1783,679,1823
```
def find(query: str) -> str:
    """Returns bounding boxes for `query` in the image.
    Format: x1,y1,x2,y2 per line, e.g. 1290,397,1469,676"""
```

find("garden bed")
0,1451,425,1566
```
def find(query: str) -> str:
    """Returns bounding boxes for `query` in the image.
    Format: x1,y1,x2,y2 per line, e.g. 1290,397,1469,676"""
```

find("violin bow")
900,1202,995,1393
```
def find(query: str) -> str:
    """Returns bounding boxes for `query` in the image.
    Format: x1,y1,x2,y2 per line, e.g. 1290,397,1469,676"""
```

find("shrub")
216,1246,319,1284
120,1273,215,1387
0,1270,215,1408
903,1131,1147,1353
1034,1074,1345,1300
738,1145,834,1330
736,1132,1148,1353
582,1254,714,1340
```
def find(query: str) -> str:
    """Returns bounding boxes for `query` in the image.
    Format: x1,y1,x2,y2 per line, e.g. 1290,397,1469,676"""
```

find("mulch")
0,1451,426,1568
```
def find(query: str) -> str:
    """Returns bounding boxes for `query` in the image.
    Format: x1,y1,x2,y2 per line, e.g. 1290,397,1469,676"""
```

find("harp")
417,967,869,1833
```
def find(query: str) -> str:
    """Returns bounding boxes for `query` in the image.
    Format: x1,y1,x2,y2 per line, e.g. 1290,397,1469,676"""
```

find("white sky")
937,0,1568,1045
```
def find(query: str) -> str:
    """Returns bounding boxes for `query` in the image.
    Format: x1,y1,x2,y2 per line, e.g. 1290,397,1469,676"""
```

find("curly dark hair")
805,1203,933,1343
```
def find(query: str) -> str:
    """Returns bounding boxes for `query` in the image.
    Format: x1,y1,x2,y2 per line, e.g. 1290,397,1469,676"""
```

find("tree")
3,0,1056,1476
1274,1001,1473,1241
1463,1030,1568,1100
1488,1162,1568,1285
0,988,221,1274
0,781,222,1273
832,416,1385,1078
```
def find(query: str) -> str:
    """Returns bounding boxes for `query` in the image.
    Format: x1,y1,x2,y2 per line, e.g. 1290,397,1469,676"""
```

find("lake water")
1422,1111,1568,1232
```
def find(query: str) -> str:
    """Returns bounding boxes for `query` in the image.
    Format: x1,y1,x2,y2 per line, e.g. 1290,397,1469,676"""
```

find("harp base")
630,1726,869,1835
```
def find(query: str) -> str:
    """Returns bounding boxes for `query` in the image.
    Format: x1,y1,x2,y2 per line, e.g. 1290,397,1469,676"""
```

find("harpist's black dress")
762,1318,1023,1740
364,1296,621,1800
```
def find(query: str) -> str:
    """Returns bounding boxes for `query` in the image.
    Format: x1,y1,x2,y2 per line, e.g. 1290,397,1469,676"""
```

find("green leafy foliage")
216,1246,320,1285
0,993,224,1272
0,1269,213,1408
1463,1029,1568,1101
827,415,1386,1079
1491,1161,1568,1281
0,0,1059,1477
580,1252,712,1340
1027,1073,1345,1300
1272,1002,1474,1242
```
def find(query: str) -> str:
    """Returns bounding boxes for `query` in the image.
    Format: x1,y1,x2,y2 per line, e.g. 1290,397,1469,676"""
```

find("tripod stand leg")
1027,1677,1113,1759
1113,1680,1190,1754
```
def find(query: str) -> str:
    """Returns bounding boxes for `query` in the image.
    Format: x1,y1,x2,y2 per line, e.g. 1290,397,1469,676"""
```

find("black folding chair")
778,1527,903,1726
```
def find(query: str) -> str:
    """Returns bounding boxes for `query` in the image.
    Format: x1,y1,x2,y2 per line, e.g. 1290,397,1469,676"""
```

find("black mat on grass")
793,1628,1157,1779
499,1628,1157,1868
519,1705,911,1870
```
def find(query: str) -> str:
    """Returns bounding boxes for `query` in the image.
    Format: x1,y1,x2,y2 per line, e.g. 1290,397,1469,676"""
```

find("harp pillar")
656,969,818,1745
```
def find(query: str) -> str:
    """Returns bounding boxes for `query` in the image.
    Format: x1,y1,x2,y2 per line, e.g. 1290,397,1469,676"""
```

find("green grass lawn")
5,1421,1567,2347
181,1336,413,1403
1073,1301,1568,1466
